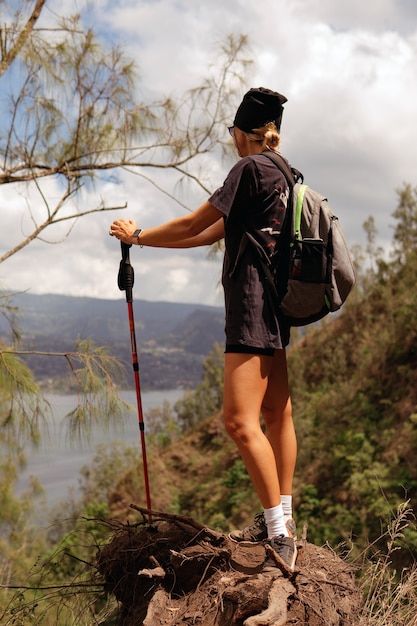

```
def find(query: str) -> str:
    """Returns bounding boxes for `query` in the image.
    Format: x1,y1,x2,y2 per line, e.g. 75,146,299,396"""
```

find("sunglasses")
227,125,235,137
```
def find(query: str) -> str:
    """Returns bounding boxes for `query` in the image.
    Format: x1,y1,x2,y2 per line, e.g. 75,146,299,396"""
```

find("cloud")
290,0,417,34
1,0,416,305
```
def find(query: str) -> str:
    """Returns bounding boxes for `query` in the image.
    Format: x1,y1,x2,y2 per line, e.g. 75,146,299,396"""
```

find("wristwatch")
132,228,142,245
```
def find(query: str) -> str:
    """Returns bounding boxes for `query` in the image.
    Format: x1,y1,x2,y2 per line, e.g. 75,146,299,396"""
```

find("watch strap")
132,228,142,244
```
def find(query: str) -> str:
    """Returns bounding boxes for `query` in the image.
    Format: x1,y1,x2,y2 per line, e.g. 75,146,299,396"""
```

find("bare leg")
261,349,297,496
223,352,280,508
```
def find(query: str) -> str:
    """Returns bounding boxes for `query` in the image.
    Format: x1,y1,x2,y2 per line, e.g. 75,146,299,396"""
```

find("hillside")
0,292,225,389
4,235,417,625
105,249,417,573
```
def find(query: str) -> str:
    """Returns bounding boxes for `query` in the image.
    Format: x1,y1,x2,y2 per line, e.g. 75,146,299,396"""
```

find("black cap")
233,87,287,132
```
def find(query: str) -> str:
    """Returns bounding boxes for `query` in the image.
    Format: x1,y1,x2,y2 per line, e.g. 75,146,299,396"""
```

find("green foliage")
77,441,140,503
0,336,135,624
0,293,21,344
2,10,143,178
220,459,252,518
146,399,180,447
392,183,417,265
0,335,49,594
0,3,253,622
0,463,42,572
114,182,417,557
174,342,224,430
44,504,111,580
145,192,391,558
62,339,130,442
0,347,44,448
285,186,417,565
0,449,129,626
0,338,130,447
1,3,417,617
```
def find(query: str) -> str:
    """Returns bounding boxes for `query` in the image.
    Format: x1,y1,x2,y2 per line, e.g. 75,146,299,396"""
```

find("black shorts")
225,344,275,357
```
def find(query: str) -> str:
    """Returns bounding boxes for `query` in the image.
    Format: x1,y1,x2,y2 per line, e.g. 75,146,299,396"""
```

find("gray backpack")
258,152,356,326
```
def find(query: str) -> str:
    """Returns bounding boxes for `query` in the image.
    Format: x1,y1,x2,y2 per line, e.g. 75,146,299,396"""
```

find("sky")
1,0,417,307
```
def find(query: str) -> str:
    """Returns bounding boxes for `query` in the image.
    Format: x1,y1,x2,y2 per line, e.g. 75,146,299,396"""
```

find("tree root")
96,506,362,625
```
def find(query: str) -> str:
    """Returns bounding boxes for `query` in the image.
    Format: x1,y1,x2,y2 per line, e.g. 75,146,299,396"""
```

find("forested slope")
3,186,417,625
110,237,417,570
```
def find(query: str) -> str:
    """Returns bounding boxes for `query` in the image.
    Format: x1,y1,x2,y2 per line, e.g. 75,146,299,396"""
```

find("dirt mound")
96,506,362,625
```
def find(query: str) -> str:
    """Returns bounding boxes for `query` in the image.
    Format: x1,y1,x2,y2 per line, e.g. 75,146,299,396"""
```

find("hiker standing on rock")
109,87,298,571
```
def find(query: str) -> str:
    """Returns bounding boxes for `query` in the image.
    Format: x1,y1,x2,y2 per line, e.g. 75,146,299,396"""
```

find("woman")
109,87,298,571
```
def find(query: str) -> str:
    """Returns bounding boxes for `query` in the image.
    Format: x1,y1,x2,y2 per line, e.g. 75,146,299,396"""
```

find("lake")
16,389,184,505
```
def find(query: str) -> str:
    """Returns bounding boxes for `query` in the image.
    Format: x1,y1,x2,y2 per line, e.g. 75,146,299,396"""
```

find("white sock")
264,503,288,538
281,494,293,521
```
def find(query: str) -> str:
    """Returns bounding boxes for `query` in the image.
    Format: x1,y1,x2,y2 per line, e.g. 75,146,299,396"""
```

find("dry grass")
355,501,417,626
2,502,417,625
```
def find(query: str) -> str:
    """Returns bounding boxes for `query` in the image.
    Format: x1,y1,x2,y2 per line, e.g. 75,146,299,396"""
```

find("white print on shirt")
261,211,283,236
280,188,289,207
261,226,281,235
260,186,289,235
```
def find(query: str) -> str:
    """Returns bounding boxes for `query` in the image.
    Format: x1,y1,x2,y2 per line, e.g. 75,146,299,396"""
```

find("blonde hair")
245,121,281,150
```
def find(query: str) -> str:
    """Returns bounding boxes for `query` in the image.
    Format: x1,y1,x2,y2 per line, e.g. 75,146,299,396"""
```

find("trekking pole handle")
118,242,134,300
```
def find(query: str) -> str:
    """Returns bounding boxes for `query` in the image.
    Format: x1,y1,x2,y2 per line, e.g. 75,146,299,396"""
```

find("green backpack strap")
294,184,308,241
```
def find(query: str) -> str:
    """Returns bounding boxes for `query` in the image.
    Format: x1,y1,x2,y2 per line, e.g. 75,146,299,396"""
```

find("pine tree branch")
0,0,46,78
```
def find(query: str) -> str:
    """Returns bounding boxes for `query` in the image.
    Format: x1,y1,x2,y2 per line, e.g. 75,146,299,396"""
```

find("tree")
0,4,251,605
362,215,383,274
0,0,251,262
392,183,417,265
0,1,252,442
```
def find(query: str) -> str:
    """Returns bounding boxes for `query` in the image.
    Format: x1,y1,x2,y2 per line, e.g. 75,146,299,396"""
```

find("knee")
224,412,253,445
224,414,243,441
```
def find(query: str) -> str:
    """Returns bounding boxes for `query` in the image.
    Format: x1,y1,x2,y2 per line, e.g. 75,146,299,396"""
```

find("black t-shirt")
209,152,291,349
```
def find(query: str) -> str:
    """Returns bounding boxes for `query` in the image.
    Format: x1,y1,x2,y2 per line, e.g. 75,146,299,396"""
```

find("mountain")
0,292,225,389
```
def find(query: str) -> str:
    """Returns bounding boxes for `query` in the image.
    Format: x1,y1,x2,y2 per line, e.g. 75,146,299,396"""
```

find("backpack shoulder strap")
240,152,303,309
261,151,304,188
294,184,309,241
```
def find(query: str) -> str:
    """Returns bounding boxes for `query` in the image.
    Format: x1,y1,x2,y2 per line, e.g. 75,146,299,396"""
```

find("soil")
96,505,362,626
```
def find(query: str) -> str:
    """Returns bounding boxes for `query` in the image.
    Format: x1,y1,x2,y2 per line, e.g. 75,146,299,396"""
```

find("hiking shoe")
229,513,297,543
265,535,297,572
229,512,267,543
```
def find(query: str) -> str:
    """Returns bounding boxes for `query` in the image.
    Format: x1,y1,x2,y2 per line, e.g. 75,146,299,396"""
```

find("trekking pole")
118,242,152,519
